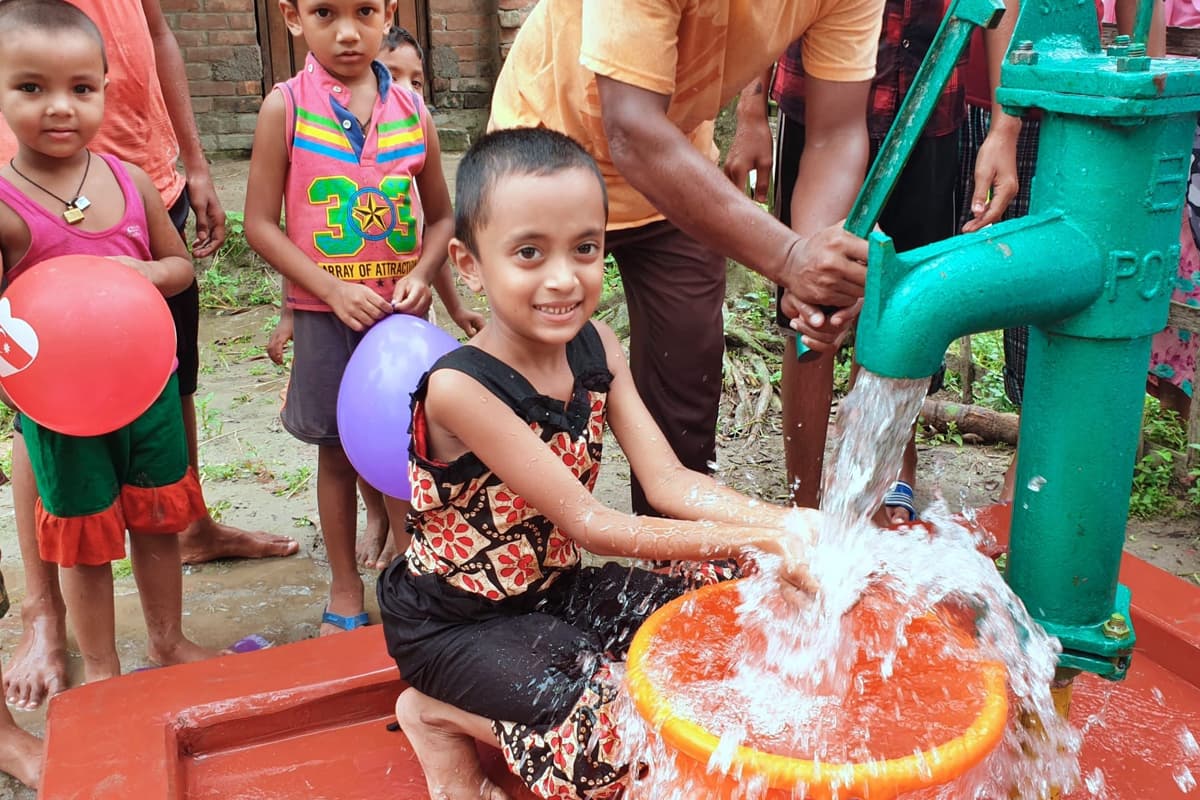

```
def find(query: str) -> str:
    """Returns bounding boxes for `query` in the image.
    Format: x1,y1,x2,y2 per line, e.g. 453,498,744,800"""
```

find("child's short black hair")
383,26,423,60
455,128,608,253
0,0,107,71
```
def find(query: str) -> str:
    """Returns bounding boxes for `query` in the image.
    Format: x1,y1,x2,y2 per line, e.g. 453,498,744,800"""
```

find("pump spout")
855,213,1104,381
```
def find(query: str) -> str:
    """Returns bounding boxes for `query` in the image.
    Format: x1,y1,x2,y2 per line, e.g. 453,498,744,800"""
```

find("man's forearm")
604,94,797,284
984,0,1023,129
788,131,868,237
146,10,210,175
735,69,773,122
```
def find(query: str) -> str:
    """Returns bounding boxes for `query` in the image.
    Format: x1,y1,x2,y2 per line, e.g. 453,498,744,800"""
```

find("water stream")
618,371,1084,799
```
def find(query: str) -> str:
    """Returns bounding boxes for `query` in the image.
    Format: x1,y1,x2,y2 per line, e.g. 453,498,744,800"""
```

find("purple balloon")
337,314,459,500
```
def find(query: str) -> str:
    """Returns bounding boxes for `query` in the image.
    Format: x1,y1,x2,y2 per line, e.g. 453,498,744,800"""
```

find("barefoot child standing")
0,0,213,686
245,0,454,634
379,129,821,800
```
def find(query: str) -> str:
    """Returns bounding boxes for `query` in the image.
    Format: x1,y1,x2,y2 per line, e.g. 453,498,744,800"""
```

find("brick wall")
428,0,498,113
497,0,536,60
163,0,263,155
170,0,542,155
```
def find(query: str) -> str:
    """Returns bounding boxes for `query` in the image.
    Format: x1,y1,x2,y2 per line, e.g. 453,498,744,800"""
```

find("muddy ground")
0,161,1195,799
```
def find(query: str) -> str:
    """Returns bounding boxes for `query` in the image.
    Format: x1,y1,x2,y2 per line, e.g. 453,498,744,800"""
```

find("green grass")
1129,397,1200,518
198,212,279,311
939,330,1016,413
274,465,314,498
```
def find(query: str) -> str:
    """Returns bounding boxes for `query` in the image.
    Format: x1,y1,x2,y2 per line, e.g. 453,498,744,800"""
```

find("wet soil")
0,162,1195,799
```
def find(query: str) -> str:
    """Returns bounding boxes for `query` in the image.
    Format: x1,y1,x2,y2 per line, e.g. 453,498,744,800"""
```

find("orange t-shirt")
0,0,185,207
491,0,883,229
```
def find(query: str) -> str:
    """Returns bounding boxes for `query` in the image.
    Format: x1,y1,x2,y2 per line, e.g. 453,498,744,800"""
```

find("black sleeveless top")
404,322,613,601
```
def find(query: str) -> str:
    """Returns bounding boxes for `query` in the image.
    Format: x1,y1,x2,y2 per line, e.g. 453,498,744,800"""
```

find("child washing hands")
378,128,822,800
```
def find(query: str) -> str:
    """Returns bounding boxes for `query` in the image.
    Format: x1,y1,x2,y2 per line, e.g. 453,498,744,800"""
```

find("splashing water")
617,370,1082,799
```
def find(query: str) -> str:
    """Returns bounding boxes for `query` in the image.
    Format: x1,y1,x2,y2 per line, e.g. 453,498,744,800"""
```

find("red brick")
432,0,482,11
176,13,230,30
498,0,536,9
186,62,212,81
208,29,259,46
225,12,258,30
187,79,237,96
186,45,235,63
213,95,264,113
434,30,479,47
442,11,490,31
172,29,208,48
200,0,255,12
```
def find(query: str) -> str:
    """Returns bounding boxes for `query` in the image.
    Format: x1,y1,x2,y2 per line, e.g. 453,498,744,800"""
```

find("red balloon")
0,255,176,437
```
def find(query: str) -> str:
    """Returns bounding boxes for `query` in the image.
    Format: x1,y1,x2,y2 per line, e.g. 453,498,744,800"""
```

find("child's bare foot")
80,652,122,686
179,516,298,564
355,513,395,570
395,689,510,800
146,637,220,668
0,722,42,788
5,600,69,709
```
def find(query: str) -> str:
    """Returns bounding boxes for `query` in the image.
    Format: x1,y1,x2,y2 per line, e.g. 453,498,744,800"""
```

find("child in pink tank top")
0,0,225,732
243,0,455,635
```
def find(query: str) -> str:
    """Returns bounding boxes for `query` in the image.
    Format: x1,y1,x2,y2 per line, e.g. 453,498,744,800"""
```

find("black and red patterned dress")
379,323,695,799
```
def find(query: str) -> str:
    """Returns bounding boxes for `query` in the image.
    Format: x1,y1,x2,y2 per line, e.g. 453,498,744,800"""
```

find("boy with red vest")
244,0,453,635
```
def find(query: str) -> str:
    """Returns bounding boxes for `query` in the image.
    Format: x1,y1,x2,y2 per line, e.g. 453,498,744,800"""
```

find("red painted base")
38,505,1200,798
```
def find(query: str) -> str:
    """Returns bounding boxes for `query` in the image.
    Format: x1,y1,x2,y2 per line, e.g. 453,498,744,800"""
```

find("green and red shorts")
21,374,205,568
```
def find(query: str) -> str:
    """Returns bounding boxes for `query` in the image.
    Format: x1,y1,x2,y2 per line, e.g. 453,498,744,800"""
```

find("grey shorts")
280,310,367,447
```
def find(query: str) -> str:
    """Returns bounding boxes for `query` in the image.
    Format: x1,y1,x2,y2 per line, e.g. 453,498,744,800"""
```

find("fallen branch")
723,323,779,359
746,353,776,438
920,399,1019,445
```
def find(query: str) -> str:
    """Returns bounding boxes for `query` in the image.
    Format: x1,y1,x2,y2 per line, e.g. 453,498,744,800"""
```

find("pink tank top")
0,153,152,281
279,54,431,312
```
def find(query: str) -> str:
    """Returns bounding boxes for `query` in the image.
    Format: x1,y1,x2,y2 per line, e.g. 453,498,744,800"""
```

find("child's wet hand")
451,307,485,337
267,309,294,365
329,283,393,331
392,277,433,317
108,255,159,284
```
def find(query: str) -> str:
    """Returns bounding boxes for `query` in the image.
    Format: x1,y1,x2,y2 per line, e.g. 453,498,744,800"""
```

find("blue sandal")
884,480,917,522
321,609,370,630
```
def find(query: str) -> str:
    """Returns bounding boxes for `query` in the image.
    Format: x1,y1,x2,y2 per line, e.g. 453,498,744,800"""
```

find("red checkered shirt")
771,0,966,140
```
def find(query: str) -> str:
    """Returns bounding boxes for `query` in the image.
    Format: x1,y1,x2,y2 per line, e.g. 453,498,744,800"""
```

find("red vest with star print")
278,53,430,312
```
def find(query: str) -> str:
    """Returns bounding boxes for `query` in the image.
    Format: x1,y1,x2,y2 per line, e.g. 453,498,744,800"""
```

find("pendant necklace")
8,150,92,224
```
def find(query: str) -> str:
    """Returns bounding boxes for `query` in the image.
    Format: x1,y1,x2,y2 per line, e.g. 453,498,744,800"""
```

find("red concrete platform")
38,505,1200,798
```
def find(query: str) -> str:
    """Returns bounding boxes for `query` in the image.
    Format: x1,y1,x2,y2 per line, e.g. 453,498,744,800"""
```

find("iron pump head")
854,0,1200,679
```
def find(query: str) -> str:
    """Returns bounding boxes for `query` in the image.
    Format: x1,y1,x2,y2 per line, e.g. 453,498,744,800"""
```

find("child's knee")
318,445,357,479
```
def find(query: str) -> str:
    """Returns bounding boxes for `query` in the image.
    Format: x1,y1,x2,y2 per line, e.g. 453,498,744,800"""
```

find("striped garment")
279,53,431,312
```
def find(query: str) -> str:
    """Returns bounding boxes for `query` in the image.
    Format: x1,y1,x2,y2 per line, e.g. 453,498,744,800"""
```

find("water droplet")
1174,765,1196,792
1181,725,1200,758
1027,475,1047,492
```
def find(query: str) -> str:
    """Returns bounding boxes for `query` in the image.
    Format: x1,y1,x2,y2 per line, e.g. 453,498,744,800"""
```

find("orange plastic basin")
625,580,1009,800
